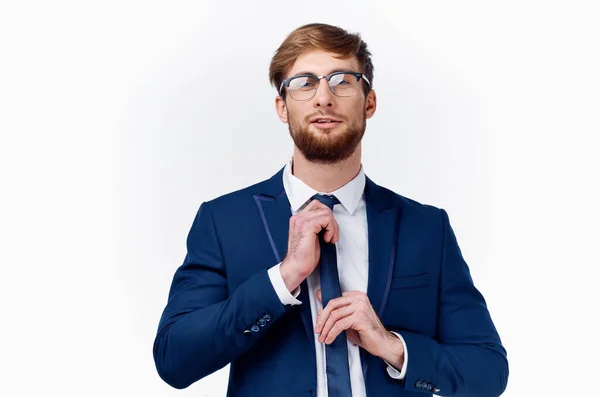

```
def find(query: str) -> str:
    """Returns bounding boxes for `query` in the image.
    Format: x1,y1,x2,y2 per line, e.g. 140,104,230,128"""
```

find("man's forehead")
287,50,360,76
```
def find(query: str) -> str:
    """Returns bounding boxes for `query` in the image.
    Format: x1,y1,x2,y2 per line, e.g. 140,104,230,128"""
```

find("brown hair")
269,23,374,100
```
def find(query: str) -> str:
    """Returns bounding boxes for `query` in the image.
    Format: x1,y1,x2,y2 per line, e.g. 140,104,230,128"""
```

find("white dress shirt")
267,158,408,397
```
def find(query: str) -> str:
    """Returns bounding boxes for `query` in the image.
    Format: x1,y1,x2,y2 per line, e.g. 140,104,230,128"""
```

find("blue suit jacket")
153,166,508,396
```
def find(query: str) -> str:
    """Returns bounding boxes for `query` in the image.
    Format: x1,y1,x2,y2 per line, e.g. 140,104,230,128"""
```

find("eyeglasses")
279,71,371,101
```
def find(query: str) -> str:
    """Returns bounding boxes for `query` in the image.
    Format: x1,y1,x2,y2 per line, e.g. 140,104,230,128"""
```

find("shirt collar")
282,157,365,215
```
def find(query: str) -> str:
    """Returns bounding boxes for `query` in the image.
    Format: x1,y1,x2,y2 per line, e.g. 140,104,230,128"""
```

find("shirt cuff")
385,331,408,379
267,262,302,306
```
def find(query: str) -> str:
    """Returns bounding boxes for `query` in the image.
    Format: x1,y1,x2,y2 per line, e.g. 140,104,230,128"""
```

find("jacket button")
251,324,260,332
433,387,440,393
415,380,422,388
243,329,251,336
263,314,271,321
258,318,267,327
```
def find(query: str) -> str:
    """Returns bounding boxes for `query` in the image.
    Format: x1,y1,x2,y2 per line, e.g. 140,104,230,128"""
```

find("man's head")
269,23,377,165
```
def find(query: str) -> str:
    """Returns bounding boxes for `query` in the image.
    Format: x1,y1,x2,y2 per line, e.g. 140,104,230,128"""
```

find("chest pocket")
390,272,431,289
382,272,436,334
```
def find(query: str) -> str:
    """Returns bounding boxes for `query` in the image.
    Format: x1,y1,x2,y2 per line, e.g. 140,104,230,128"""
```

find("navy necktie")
310,194,352,397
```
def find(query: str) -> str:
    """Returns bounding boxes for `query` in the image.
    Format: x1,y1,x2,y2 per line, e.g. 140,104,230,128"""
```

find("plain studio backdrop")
1,1,598,396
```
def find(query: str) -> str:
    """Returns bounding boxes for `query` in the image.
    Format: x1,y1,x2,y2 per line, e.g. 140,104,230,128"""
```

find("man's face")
275,50,376,164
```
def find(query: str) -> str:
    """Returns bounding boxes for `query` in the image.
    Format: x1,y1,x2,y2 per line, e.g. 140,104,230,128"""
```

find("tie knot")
310,193,340,210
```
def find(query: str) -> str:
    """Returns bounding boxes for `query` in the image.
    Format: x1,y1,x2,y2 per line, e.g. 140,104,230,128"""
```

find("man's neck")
291,145,362,193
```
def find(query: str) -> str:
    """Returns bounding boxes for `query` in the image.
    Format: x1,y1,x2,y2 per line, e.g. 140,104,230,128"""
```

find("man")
153,23,508,397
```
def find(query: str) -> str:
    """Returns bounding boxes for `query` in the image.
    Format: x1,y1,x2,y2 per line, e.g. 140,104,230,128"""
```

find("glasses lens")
329,73,359,97
288,76,318,100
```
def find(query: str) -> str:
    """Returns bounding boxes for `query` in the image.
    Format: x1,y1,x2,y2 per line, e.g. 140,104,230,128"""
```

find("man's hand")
279,199,340,292
315,289,405,369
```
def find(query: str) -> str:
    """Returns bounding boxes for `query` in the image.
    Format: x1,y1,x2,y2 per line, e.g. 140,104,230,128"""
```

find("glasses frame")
279,71,371,101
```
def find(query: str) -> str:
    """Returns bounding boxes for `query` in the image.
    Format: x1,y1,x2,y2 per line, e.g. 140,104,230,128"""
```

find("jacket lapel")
253,166,316,348
252,167,290,265
361,176,402,379
364,176,402,318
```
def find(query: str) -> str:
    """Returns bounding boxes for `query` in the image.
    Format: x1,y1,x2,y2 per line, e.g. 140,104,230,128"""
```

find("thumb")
316,288,322,303
347,329,361,347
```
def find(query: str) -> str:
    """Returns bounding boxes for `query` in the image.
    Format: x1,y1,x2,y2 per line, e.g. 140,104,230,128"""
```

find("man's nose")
313,79,335,107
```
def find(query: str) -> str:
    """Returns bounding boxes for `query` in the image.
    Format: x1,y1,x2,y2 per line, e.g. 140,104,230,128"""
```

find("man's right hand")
279,199,340,292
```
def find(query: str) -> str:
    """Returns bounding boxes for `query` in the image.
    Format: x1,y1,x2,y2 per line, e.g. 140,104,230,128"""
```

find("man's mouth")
312,119,340,122
310,118,342,129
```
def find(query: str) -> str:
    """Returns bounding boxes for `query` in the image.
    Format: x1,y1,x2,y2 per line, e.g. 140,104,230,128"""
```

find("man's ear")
365,89,377,120
275,95,288,123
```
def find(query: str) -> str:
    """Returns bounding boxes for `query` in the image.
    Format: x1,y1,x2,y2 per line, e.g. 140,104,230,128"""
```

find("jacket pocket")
390,273,431,289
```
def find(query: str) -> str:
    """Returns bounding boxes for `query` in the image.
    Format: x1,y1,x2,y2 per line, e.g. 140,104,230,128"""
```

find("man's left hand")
315,289,404,367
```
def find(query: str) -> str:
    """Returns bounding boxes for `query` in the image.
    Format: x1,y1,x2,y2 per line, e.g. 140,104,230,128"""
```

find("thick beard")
288,109,366,165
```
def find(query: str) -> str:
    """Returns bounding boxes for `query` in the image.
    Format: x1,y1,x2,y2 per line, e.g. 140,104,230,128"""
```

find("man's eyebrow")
291,68,354,76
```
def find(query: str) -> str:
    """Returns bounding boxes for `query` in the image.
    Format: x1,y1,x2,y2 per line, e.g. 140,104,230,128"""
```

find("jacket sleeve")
397,209,509,396
152,201,289,389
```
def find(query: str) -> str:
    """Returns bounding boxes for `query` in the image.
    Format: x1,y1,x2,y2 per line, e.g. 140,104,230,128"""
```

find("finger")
307,213,339,243
296,207,333,224
298,201,340,243
319,304,355,343
324,211,341,244
323,226,335,243
315,296,353,334
294,210,337,242
316,288,321,303
324,225,340,243
331,215,341,243
299,199,328,213
325,314,356,344
346,329,361,347
295,207,330,223
342,290,369,302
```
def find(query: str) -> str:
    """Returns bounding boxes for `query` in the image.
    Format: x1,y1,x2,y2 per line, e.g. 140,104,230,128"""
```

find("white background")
1,1,599,396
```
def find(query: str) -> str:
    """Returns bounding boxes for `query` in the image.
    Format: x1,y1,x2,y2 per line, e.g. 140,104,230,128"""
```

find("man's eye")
292,78,316,89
